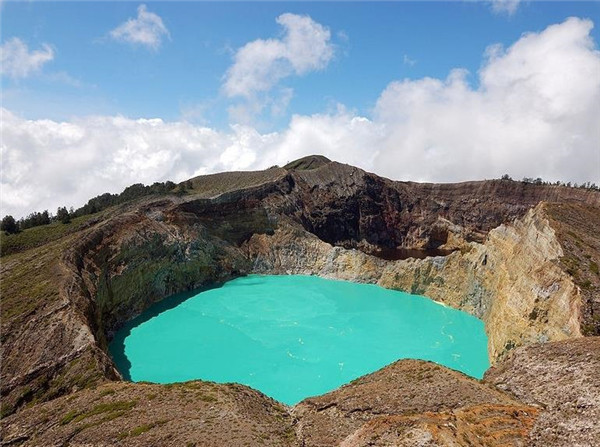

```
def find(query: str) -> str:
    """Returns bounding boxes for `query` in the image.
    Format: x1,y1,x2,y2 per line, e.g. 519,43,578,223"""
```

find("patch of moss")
119,419,167,439
130,423,154,437
60,410,80,425
197,393,217,403
61,400,137,425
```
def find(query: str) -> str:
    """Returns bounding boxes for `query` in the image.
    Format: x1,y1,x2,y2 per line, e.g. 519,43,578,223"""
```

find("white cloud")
403,54,416,67
2,18,599,219
0,38,54,79
223,13,334,99
491,0,521,15
369,17,600,183
110,4,170,50
0,109,279,218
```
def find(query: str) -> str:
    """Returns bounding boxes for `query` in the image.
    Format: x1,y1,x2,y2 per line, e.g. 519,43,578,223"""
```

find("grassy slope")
0,214,101,258
0,231,110,417
0,209,122,416
186,167,287,198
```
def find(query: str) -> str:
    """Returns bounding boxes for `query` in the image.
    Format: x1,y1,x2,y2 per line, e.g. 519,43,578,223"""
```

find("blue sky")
1,1,600,218
4,1,599,126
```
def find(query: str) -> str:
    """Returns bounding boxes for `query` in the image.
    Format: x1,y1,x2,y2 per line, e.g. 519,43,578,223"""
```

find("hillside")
1,156,599,445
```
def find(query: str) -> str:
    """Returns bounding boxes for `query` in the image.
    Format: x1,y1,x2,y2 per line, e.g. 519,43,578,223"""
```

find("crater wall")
245,203,583,362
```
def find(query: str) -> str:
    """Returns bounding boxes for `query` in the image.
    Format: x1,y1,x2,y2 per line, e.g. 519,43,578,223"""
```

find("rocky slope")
484,337,600,446
292,359,537,447
4,338,598,446
1,156,599,445
0,381,295,446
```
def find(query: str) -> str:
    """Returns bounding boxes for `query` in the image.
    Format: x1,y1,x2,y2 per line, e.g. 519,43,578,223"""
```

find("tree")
57,207,71,224
40,210,50,225
1,215,19,234
501,174,512,181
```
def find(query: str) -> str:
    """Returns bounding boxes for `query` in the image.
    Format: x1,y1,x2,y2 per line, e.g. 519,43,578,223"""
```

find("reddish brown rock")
484,337,600,447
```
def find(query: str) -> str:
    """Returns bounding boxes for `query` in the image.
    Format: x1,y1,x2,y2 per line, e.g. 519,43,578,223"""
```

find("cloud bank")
0,38,54,79
2,17,599,218
110,4,170,50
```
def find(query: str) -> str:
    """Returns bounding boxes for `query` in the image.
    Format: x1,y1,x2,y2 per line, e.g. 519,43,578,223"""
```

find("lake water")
109,275,489,405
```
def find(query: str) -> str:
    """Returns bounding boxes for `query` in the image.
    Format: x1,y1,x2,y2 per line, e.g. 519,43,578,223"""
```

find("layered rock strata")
246,203,583,362
1,157,599,446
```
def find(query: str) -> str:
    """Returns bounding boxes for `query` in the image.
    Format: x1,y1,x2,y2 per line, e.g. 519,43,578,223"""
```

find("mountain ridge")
1,156,599,446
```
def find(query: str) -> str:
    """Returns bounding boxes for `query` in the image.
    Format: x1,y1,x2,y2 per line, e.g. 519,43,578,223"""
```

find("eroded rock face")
337,406,538,447
284,161,600,250
484,337,600,447
291,359,538,447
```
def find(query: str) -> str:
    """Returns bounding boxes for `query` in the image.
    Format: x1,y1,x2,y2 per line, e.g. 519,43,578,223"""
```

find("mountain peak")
284,155,331,171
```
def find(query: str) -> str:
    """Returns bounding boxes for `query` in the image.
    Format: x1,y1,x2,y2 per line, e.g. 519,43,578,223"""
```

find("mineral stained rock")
1,156,599,445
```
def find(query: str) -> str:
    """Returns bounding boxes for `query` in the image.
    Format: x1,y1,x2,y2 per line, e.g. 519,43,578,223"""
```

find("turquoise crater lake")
110,275,489,405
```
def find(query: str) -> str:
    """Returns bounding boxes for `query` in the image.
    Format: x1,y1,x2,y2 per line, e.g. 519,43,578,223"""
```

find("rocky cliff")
1,156,599,445
246,203,587,362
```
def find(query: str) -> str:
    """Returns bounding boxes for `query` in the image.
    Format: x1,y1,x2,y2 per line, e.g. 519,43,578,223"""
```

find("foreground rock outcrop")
0,381,295,446
484,337,600,446
1,156,599,445
292,359,538,447
4,338,598,446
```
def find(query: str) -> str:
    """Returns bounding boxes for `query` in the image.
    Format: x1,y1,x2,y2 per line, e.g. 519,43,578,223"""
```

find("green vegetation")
1,180,176,236
118,420,167,439
197,393,217,402
284,154,330,171
19,210,51,230
73,181,176,217
57,206,71,224
1,215,18,234
60,410,79,425
60,400,137,425
546,203,600,336
519,176,599,190
1,243,62,321
130,424,154,436
0,213,98,257
182,167,286,199
99,388,116,397
499,174,600,191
